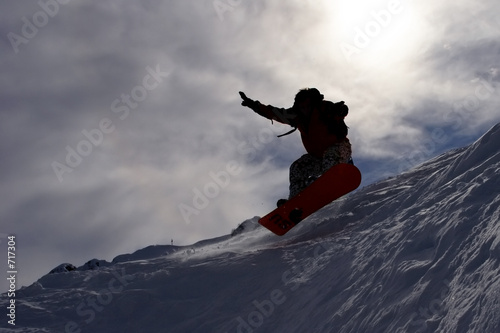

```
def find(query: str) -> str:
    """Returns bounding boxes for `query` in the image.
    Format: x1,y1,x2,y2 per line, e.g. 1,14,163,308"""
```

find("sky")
1,0,499,291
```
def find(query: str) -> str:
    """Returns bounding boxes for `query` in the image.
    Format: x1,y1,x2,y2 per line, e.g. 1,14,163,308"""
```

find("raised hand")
239,91,255,107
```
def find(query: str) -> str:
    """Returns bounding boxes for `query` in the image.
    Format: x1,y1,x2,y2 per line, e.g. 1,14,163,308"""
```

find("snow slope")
2,123,500,333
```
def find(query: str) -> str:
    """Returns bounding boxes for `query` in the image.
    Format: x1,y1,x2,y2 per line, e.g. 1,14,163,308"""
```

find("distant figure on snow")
239,88,352,205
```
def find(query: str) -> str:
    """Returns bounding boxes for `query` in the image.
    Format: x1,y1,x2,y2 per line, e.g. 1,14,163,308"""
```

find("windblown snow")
2,123,500,333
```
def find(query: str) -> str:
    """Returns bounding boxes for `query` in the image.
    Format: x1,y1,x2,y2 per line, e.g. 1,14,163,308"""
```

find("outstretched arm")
239,91,297,126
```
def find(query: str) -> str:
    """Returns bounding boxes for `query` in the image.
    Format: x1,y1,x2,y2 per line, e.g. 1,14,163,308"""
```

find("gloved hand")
239,91,257,109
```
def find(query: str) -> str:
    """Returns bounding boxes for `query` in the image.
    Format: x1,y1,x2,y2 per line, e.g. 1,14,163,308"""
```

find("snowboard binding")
289,208,304,224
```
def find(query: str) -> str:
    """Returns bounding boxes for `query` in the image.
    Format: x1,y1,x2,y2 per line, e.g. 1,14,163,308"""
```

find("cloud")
1,0,500,291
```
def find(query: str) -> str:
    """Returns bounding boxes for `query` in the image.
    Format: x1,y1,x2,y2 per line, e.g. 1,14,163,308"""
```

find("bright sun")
324,0,425,67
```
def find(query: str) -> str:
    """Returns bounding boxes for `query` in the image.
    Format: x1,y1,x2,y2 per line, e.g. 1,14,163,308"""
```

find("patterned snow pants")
288,140,352,199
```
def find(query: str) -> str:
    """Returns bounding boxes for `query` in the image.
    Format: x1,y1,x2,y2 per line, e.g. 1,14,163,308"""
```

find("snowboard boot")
276,199,288,207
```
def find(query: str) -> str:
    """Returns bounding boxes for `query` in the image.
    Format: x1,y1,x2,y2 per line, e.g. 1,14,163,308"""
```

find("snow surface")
2,123,500,333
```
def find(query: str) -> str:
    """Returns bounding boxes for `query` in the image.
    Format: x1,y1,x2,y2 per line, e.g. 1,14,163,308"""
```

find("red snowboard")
259,163,361,236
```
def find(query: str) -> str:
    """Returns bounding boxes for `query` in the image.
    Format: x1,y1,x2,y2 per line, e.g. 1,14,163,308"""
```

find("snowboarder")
239,88,352,205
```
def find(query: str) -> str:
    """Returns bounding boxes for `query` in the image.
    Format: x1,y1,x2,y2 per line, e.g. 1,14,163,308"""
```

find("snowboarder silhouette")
239,88,352,205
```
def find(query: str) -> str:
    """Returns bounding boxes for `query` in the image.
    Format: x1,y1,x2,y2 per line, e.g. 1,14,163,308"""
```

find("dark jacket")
250,100,349,158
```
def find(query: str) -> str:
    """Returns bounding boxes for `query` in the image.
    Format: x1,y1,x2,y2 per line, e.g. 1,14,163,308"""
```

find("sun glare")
324,0,425,68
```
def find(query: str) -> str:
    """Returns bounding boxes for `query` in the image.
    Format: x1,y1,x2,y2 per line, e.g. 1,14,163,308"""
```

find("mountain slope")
2,123,500,333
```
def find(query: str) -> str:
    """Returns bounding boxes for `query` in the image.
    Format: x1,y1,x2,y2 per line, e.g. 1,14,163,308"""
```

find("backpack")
320,101,349,139
277,99,349,139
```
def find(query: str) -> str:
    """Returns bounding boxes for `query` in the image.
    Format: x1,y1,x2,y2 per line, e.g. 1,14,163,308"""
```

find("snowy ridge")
2,123,500,333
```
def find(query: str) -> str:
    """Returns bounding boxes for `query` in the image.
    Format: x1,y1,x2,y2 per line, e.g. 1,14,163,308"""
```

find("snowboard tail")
258,163,361,236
